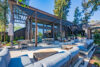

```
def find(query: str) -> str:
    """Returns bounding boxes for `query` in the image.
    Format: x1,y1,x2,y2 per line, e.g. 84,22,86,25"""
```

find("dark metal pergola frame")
8,0,74,47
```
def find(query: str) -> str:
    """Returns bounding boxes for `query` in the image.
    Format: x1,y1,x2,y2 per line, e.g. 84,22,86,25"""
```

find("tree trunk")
4,25,6,41
4,9,7,42
1,32,2,42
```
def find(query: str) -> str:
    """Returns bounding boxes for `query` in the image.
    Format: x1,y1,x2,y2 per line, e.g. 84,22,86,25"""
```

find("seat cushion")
8,55,34,67
33,52,70,67
0,48,10,67
0,57,6,67
68,47,79,58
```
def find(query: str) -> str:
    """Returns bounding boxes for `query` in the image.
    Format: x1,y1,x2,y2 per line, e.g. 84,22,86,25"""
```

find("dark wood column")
35,12,38,47
51,23,55,39
25,19,28,40
88,28,91,39
90,29,92,39
60,20,62,41
43,24,44,38
29,17,33,41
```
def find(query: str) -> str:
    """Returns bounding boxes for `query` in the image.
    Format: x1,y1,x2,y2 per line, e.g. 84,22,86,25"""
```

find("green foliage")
2,41,8,45
14,36,24,41
38,32,43,38
6,43,11,46
0,21,5,32
94,62,100,67
14,24,22,31
0,0,9,42
6,41,18,46
73,7,81,25
13,41,18,45
88,0,100,12
20,36,24,39
5,34,9,41
54,0,71,20
94,33,100,46
81,0,100,23
18,0,22,2
15,37,19,41
76,34,85,37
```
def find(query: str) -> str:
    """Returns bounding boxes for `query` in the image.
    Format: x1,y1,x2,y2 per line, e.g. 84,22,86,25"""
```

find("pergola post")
87,28,91,39
29,17,33,41
9,5,14,47
27,19,30,40
35,12,38,47
25,18,28,40
51,23,55,39
43,24,44,38
90,29,92,39
60,20,62,41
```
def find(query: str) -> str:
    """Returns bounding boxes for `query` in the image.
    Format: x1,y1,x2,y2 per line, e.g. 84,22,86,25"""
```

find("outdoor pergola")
8,0,76,46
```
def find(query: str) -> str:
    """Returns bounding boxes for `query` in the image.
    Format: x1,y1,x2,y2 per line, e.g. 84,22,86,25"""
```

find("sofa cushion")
0,48,10,67
25,64,35,67
68,47,79,58
8,55,34,67
0,57,6,67
33,52,70,67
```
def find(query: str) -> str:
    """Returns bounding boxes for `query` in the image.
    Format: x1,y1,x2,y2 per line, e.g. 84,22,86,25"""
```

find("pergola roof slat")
8,0,74,26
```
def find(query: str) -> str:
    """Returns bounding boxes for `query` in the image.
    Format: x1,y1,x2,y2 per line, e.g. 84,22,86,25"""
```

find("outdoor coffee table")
33,49,58,61
62,45,76,50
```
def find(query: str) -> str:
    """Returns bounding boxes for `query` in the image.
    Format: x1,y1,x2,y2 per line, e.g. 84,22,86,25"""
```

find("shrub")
2,41,7,45
6,43,11,46
94,33,100,46
5,34,10,42
94,62,100,67
13,41,18,45
15,37,19,41
20,36,24,39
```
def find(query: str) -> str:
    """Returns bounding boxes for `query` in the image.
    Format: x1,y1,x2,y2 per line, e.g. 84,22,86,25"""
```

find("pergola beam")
35,12,38,47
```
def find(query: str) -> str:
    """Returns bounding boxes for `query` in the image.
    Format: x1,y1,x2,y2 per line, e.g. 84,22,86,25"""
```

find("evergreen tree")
81,0,100,23
54,0,71,20
73,7,81,25
0,0,8,42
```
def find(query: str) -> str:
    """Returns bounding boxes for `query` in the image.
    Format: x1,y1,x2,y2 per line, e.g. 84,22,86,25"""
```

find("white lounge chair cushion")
33,52,70,67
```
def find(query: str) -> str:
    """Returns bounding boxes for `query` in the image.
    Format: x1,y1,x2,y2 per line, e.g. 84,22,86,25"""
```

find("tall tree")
81,0,100,23
88,0,100,13
73,7,81,25
0,0,8,42
82,0,90,23
54,0,71,20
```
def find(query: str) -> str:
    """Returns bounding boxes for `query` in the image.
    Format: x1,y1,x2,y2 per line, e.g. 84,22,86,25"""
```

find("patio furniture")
74,56,84,67
0,48,10,67
0,47,81,67
44,38,54,44
17,40,30,49
33,47,79,67
33,49,58,61
0,48,34,67
33,51,71,67
63,46,80,67
8,55,33,67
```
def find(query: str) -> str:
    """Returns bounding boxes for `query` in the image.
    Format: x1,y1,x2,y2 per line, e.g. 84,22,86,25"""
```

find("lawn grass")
92,46,100,66
88,46,100,67
92,56,100,65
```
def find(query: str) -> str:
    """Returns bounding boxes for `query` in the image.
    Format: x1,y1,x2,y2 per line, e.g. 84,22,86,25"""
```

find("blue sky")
29,0,100,22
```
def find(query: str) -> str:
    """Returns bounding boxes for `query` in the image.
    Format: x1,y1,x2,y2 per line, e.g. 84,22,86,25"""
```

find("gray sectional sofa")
33,47,79,67
0,47,79,67
0,48,34,67
0,48,10,67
